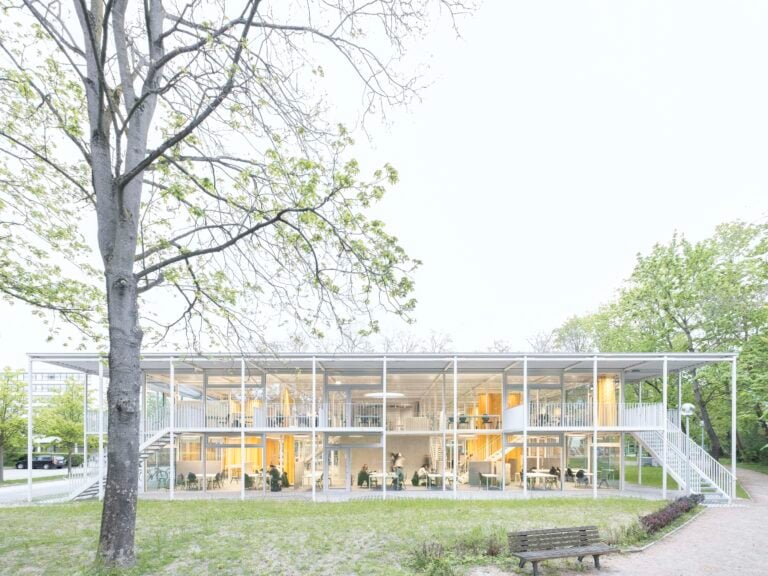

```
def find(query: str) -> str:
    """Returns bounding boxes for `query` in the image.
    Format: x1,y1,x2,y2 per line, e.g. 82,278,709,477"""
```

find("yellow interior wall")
597,375,617,426
506,392,522,408
477,393,501,415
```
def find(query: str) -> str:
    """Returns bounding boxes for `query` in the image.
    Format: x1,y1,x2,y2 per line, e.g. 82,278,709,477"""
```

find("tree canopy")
0,0,471,566
0,368,26,482
551,220,768,459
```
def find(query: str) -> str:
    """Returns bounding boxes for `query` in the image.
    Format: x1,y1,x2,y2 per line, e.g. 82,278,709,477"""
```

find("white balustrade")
324,402,383,428
621,403,664,427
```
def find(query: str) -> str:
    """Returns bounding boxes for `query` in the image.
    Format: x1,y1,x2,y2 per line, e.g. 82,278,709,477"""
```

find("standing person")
357,464,370,487
392,452,405,490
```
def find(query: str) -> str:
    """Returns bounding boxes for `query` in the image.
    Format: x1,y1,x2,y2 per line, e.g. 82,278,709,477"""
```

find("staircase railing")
665,415,734,500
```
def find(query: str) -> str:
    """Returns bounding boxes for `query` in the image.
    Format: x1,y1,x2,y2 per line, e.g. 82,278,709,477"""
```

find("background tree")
551,220,768,459
36,379,85,475
0,0,471,567
0,368,26,482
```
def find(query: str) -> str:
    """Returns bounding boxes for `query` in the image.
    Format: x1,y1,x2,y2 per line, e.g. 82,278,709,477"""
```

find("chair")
187,472,199,490
176,473,186,490
208,472,222,490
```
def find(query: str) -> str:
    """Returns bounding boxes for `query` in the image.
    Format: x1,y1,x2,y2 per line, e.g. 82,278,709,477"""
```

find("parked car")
14,455,66,470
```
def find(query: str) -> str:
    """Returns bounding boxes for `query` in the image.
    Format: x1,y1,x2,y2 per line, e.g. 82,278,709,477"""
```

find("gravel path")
470,467,767,576
587,467,767,576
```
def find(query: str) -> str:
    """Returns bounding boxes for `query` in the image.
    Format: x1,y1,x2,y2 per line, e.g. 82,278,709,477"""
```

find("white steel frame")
23,352,740,503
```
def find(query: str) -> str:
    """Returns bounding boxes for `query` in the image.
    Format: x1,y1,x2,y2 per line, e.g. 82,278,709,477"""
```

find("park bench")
508,525,617,576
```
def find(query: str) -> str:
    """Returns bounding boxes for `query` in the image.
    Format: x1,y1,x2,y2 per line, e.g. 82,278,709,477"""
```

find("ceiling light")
364,392,404,399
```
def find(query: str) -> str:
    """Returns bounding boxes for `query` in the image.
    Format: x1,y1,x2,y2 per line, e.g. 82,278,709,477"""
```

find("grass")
623,459,680,490
721,458,768,476
0,497,664,575
0,474,68,487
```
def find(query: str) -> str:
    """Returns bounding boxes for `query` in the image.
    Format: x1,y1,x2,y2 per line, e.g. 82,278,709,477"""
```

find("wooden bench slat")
507,526,617,576
515,544,617,561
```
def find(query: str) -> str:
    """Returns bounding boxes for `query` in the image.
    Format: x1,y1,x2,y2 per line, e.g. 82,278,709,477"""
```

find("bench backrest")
508,526,600,552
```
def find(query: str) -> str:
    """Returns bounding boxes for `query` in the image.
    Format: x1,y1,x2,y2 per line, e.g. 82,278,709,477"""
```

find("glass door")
326,447,351,490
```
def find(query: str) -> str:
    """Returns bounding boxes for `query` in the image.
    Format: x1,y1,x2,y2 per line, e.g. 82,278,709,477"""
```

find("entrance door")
326,447,351,490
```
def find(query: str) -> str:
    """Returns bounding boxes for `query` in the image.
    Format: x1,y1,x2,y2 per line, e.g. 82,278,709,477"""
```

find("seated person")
357,464,370,487
565,467,575,481
548,465,557,476
268,463,282,492
415,465,429,486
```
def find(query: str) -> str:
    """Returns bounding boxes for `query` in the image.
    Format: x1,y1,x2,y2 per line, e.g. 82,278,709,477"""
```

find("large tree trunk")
691,377,723,458
97,269,143,567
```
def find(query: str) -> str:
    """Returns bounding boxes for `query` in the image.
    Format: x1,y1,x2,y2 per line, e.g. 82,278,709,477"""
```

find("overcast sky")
3,0,768,367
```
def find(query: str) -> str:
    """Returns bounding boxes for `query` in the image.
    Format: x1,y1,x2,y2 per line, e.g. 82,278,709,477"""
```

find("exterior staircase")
632,415,734,504
69,428,172,501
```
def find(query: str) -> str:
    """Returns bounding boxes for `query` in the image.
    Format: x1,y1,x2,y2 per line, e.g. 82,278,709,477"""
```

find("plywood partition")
597,375,618,426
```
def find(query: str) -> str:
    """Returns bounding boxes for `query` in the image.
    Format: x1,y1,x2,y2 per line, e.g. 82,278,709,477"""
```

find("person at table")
392,452,405,490
268,463,282,492
414,464,428,486
357,464,370,487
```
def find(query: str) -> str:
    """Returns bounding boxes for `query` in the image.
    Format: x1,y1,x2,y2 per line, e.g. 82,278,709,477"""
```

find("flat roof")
29,352,737,382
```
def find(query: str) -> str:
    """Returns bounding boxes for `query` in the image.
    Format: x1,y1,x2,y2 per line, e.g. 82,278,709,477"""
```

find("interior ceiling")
32,353,735,385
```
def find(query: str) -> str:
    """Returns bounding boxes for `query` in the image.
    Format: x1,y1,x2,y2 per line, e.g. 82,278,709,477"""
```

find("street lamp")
680,403,696,437
681,403,696,495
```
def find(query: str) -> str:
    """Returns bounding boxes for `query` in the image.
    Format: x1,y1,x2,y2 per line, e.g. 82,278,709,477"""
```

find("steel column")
311,356,317,502
382,356,387,500
522,356,528,498
169,357,175,501
662,356,668,500
26,356,33,503
731,358,738,501
592,356,598,500
241,358,246,500
98,359,104,501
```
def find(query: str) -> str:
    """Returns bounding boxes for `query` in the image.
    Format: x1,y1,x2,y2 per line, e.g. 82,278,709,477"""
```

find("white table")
525,472,559,489
368,472,397,488
303,471,322,486
479,473,499,490
427,473,456,489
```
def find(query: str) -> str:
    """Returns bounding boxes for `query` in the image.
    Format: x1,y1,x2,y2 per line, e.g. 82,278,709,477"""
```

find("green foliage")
0,368,26,476
36,379,85,462
553,220,768,459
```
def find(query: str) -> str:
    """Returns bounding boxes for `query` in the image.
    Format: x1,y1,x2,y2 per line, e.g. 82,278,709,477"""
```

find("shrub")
411,542,445,572
639,495,701,534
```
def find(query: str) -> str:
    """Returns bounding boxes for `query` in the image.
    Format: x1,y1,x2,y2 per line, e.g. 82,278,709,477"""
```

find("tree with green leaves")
0,0,471,567
0,368,26,482
553,220,768,458
36,380,85,476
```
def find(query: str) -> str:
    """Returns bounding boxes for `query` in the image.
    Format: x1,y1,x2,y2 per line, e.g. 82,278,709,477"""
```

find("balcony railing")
387,413,442,431
447,413,502,430
323,402,383,428
502,402,664,429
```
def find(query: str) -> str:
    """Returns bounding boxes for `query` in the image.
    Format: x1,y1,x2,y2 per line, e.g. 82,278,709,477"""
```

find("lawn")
0,497,663,575
721,458,768,476
0,474,68,487
623,459,680,490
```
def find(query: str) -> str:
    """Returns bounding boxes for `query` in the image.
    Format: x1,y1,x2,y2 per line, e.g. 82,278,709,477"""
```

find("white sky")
3,0,768,367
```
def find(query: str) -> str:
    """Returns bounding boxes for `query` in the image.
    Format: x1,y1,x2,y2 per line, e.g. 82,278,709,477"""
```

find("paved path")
562,467,767,576
470,467,767,576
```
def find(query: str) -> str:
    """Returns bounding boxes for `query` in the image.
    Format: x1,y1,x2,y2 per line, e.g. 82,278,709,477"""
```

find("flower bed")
639,495,704,534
